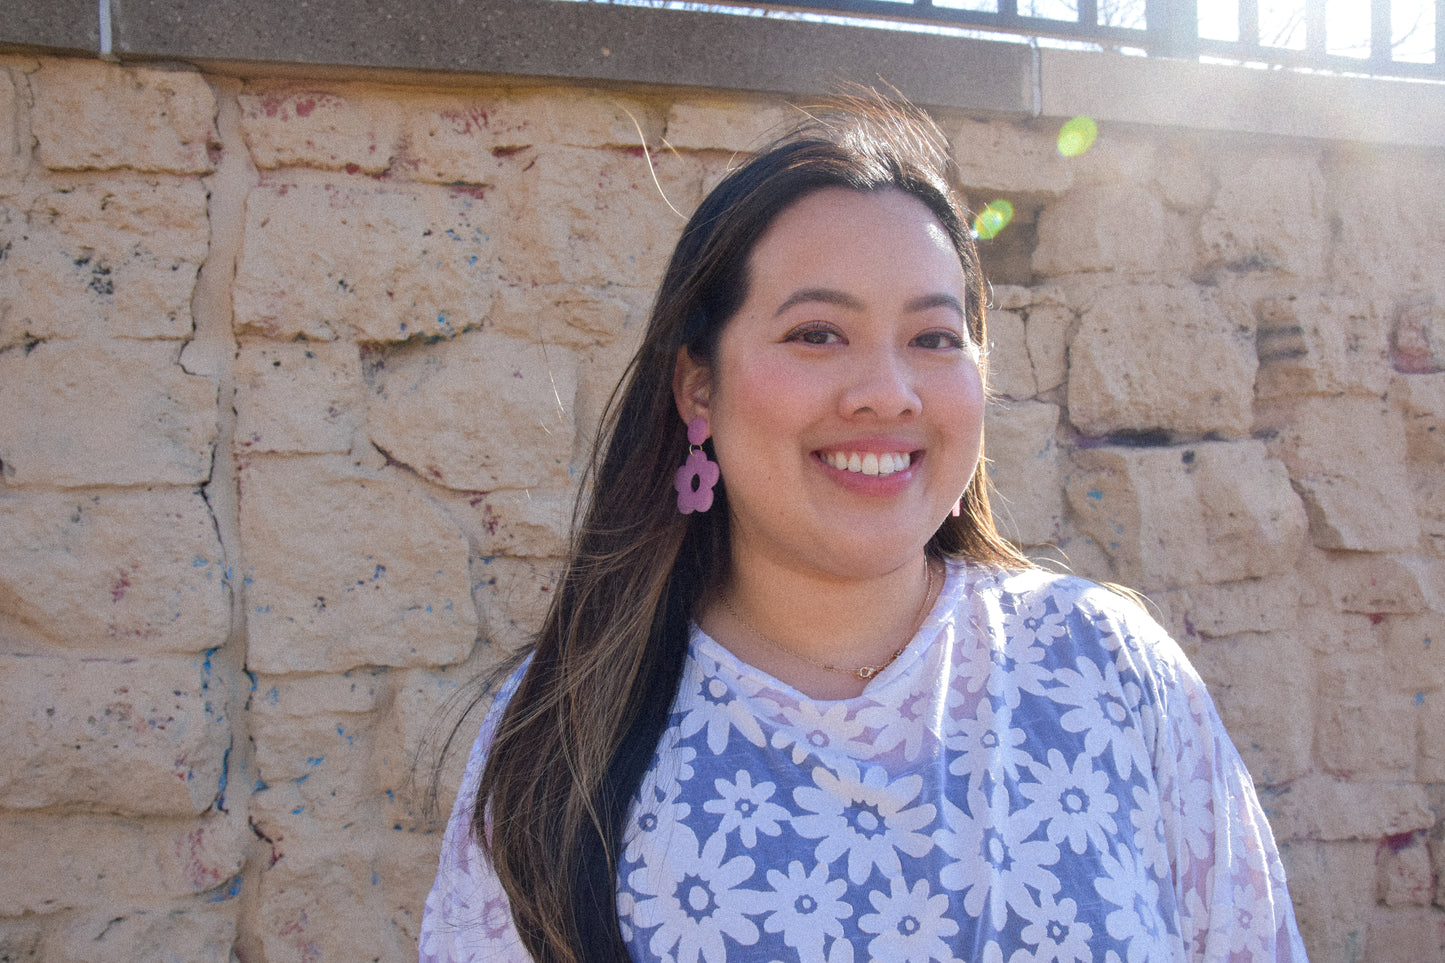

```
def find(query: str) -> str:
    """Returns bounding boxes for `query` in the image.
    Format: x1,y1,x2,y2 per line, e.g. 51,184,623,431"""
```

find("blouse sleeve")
419,664,534,963
1135,613,1309,962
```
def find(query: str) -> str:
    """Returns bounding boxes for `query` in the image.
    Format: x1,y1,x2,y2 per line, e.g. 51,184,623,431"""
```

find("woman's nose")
838,347,920,418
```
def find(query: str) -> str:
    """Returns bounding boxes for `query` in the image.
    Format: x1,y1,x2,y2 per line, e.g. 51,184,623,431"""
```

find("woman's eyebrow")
905,293,965,316
774,289,965,317
774,288,862,315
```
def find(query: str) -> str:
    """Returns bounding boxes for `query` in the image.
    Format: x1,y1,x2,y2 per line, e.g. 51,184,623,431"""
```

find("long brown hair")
474,92,1030,962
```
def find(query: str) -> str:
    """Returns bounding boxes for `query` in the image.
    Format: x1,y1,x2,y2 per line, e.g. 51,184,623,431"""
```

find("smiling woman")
675,187,986,698
420,92,1309,963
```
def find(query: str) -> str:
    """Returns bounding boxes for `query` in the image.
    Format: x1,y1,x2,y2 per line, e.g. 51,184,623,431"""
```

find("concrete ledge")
0,0,96,54
1041,48,1445,149
112,0,1033,114
2,0,1441,147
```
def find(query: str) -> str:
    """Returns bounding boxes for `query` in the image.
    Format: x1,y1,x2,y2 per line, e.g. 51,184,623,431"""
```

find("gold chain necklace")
721,562,936,681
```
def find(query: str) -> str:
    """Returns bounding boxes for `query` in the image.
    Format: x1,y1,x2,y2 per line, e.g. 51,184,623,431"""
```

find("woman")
422,95,1307,962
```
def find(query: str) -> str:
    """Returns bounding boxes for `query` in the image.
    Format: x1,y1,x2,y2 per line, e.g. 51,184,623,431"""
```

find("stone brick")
31,60,215,174
232,181,498,342
377,826,448,950
1377,830,1435,906
951,116,1075,195
1400,374,1445,537
1152,136,1212,212
1397,371,1445,442
1253,292,1391,399
1022,303,1071,395
1200,146,1328,279
1434,790,1445,912
1265,396,1420,552
983,399,1061,546
473,555,563,652
1366,905,1445,960
484,281,645,349
1276,839,1375,961
238,87,402,174
378,662,504,830
0,652,230,815
1262,772,1433,842
0,180,210,345
250,849,415,963
1066,441,1307,590
367,330,579,491
494,146,691,290
989,284,1034,311
0,487,229,652
1066,282,1256,438
664,97,790,153
402,88,664,184
255,667,386,720
1386,613,1445,781
249,750,375,857
240,456,477,674
0,67,25,181
1191,632,1314,784
244,709,432,959
1392,294,1445,374
1159,576,1302,643
572,314,650,458
1315,651,1417,777
0,916,43,962
248,668,384,784
1293,604,1383,656
470,488,574,559
1327,145,1445,295
0,339,217,486
233,340,364,454
984,308,1034,400
1404,370,1445,535
1033,186,1192,276
1324,554,1441,615
59,902,238,963
0,811,246,915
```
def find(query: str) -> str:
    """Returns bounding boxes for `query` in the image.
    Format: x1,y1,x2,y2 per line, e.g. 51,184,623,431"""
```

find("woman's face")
675,186,986,582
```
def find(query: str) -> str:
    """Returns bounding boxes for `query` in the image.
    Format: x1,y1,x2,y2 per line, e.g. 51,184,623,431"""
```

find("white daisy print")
762,859,853,961
704,769,789,848
947,697,1032,787
858,876,960,963
1019,747,1120,856
676,673,767,754
1094,848,1173,963
868,686,943,764
627,830,771,963
792,761,936,885
1001,591,1068,646
770,699,886,765
1052,657,1148,781
935,781,1062,931
1014,895,1095,963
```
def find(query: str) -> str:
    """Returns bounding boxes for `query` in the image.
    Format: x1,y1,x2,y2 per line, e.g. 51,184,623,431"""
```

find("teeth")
826,451,912,476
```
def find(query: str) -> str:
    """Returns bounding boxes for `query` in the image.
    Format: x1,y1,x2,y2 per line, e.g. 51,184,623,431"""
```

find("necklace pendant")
855,665,879,680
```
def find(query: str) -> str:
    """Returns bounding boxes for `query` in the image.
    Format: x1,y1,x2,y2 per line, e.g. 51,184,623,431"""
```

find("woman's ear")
673,347,712,425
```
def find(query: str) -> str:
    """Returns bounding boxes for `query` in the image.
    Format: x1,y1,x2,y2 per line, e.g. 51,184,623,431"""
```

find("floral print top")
421,561,1308,962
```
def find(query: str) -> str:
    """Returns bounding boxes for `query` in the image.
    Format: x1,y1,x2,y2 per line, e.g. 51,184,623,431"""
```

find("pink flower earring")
675,417,720,514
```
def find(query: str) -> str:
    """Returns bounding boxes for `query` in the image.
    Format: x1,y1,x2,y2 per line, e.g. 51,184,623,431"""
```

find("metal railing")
724,0,1445,80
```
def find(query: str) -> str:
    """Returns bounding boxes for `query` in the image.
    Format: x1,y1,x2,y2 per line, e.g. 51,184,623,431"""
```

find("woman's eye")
913,330,967,350
787,326,842,345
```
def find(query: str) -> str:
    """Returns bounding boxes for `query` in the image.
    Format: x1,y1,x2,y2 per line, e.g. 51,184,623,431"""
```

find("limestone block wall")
0,52,1442,961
